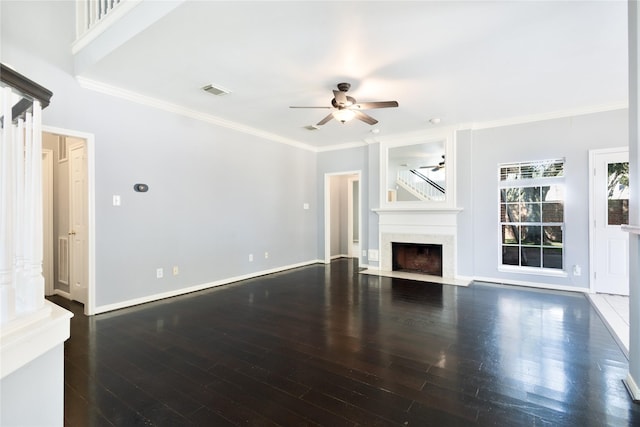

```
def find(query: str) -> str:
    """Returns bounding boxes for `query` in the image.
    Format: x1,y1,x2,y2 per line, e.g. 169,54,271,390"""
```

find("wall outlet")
172,266,179,276
264,252,269,259
368,249,379,262
249,254,253,262
362,250,367,257
156,268,163,279
573,265,581,276
303,203,310,210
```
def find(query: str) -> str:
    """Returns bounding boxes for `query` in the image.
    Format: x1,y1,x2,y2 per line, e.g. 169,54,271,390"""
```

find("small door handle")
68,231,76,236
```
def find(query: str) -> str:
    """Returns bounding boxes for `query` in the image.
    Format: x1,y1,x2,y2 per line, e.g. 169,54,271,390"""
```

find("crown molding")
458,103,628,131
76,77,316,152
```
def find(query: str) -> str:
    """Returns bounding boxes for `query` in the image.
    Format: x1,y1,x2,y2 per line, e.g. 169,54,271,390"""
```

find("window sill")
498,265,568,278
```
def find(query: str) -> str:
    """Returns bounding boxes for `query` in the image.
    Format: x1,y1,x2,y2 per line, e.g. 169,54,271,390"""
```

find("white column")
21,102,44,314
625,0,640,400
0,87,16,324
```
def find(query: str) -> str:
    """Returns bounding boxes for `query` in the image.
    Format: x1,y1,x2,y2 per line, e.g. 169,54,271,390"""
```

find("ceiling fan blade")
354,101,399,110
333,89,348,106
289,106,332,109
353,110,378,125
317,113,334,126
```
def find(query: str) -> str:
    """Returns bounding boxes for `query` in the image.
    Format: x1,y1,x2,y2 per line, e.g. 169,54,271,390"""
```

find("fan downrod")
336,82,351,92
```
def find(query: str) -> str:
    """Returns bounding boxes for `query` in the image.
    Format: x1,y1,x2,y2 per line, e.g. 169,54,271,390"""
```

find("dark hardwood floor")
48,259,640,426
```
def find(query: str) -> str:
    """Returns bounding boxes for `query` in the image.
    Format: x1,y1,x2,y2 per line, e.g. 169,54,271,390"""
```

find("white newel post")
0,87,16,324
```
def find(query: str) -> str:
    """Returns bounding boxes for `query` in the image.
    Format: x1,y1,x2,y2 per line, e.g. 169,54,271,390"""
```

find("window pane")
543,185,564,201
505,203,520,222
608,162,629,225
543,226,563,246
521,226,541,245
543,248,563,269
608,200,629,226
521,247,541,267
521,186,541,202
542,202,564,222
500,166,519,181
521,203,541,222
502,246,519,265
502,225,519,244
501,188,520,203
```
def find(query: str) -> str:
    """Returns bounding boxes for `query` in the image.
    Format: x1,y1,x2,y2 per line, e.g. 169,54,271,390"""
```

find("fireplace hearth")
392,242,443,276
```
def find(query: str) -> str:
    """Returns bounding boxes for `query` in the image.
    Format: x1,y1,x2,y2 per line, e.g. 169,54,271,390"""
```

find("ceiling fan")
290,82,399,126
419,155,445,172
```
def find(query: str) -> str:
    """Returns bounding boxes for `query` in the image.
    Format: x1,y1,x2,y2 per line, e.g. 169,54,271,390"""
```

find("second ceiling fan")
290,82,399,126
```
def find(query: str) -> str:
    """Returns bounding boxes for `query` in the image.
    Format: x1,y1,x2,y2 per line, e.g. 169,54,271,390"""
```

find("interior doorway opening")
43,127,95,315
324,171,361,264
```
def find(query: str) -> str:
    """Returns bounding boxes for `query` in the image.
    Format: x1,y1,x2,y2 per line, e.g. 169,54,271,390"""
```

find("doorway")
43,127,95,315
589,148,629,295
324,172,361,264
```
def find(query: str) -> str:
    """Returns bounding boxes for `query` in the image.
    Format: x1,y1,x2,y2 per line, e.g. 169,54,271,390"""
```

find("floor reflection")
47,259,640,426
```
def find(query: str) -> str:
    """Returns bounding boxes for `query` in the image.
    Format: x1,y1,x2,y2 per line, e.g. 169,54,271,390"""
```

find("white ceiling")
78,1,628,149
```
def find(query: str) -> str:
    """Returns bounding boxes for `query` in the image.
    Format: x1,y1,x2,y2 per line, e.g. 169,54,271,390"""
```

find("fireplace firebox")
392,243,443,276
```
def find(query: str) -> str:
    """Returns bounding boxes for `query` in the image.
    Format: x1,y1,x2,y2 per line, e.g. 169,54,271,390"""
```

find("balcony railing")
75,0,123,39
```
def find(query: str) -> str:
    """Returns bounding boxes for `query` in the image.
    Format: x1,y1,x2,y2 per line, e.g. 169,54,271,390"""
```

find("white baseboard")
472,275,589,294
624,373,640,401
330,254,349,260
94,260,322,315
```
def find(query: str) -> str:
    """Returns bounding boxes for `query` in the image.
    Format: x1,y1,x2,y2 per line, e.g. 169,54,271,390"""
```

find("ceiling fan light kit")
333,108,355,123
290,82,398,126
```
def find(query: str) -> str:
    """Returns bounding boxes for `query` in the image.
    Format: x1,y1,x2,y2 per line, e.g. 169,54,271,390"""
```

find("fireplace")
392,243,443,276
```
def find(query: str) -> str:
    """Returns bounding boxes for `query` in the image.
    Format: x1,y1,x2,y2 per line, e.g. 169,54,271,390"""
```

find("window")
499,159,564,270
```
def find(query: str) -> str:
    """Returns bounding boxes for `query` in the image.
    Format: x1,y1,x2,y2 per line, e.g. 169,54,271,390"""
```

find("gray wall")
3,1,318,308
457,109,628,288
0,344,65,427
317,145,372,264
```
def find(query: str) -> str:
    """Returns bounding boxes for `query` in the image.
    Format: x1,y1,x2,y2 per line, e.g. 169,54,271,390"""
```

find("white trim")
459,103,628,131
93,260,321,315
588,147,629,293
0,301,72,379
43,126,96,316
473,275,590,294
77,77,315,153
323,170,362,265
624,373,640,402
622,224,640,235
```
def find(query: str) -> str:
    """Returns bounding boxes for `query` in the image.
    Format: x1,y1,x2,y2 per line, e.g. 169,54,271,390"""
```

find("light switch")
113,195,121,206
303,203,310,210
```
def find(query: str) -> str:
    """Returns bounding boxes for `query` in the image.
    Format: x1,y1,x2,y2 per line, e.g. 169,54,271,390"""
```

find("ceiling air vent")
202,84,230,96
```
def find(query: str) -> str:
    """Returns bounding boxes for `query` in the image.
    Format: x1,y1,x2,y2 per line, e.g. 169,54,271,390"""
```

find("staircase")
396,170,445,202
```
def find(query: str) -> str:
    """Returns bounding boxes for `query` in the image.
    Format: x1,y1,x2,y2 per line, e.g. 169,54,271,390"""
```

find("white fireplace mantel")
374,206,463,279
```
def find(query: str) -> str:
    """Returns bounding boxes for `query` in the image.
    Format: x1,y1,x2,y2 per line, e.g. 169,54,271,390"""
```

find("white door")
68,139,88,304
592,149,629,295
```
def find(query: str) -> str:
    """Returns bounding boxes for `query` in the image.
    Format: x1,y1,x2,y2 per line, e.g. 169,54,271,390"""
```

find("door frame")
324,170,362,264
588,147,629,293
347,175,360,258
43,126,96,315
